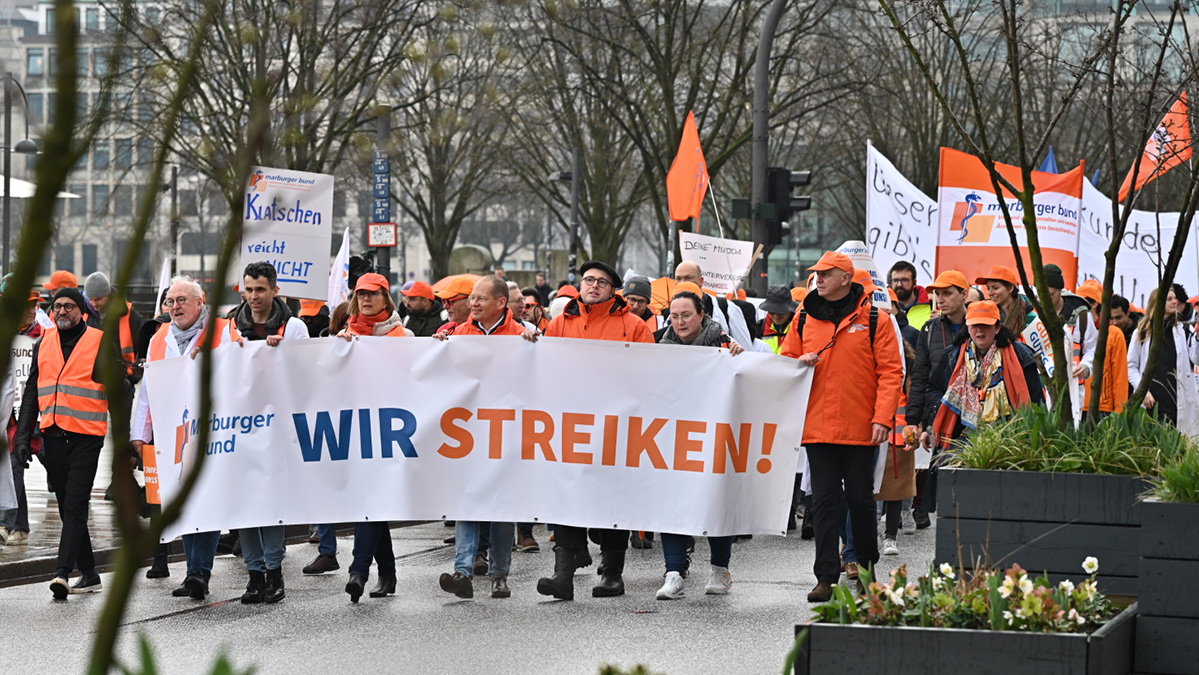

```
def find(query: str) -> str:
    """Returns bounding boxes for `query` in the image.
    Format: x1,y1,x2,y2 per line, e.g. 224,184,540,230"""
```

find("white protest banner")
1022,315,1056,379
328,227,351,309
1077,180,1199,308
11,335,33,412
148,337,813,540
241,166,334,301
865,141,938,281
678,231,754,294
836,240,891,310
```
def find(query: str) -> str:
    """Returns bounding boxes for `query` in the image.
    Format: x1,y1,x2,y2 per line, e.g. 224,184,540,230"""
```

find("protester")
14,285,130,599
1076,282,1128,417
905,270,970,530
0,291,44,547
506,282,537,330
434,275,526,600
83,272,145,369
889,289,919,348
654,290,743,600
43,269,78,293
780,251,904,602
338,273,406,602
622,275,657,330
879,338,918,557
435,277,475,333
401,281,444,337
888,261,932,330
325,301,350,337
534,272,553,307
523,260,654,601
674,261,760,345
925,301,1044,450
1042,264,1097,399
231,262,309,604
759,284,798,355
298,299,330,338
133,278,237,597
1127,285,1199,435
494,266,506,280
1110,295,1136,342
521,288,549,332
976,265,1035,335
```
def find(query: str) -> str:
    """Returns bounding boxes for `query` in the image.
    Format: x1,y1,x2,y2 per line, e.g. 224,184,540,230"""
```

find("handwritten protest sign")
241,167,334,301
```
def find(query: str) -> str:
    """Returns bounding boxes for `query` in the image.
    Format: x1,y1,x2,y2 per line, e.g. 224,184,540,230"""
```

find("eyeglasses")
51,303,79,313
890,277,913,286
355,290,383,298
669,311,697,323
581,276,612,288
163,296,193,308
626,297,648,307
468,295,498,303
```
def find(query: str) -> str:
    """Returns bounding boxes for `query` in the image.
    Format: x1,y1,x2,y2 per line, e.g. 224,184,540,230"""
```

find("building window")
27,49,44,77
82,244,97,275
57,244,74,272
93,49,109,78
45,8,55,35
47,92,55,124
48,49,58,77
179,189,197,216
77,48,89,78
26,93,43,125
85,8,100,33
115,138,132,169
113,185,132,216
92,185,109,215
93,142,109,170
137,138,154,166
76,91,88,122
69,184,86,216
333,190,347,216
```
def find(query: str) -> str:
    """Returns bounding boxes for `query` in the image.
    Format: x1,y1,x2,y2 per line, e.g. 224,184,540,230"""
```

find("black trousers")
42,431,104,577
806,443,879,583
552,525,628,552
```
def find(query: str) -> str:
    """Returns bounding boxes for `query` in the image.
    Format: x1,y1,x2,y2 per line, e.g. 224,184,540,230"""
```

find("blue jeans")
182,531,220,579
317,523,337,556
350,522,395,580
661,533,733,574
239,525,286,572
454,521,513,578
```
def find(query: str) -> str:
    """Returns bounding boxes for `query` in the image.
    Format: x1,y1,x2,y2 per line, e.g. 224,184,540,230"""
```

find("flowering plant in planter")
813,558,1118,633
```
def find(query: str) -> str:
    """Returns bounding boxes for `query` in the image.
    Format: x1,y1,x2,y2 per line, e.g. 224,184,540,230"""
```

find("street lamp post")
2,72,39,276
549,146,581,281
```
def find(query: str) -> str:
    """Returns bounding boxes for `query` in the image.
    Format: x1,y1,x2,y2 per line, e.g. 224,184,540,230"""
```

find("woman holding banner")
340,273,407,602
653,291,743,600
1127,285,1199,436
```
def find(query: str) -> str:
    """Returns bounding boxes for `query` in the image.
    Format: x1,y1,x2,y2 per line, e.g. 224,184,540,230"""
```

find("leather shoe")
183,574,208,600
439,571,474,599
491,576,511,599
171,582,192,597
369,575,396,598
472,553,488,576
807,582,834,603
302,553,340,575
345,573,366,603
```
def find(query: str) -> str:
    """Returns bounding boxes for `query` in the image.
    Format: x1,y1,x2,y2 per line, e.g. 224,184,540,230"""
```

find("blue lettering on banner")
244,193,324,226
294,408,419,462
251,259,314,284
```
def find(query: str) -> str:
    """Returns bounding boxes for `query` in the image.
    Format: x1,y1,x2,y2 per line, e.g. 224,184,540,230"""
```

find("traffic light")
766,168,812,245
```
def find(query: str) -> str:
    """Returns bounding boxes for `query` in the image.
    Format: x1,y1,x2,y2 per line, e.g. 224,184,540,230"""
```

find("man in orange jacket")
14,286,130,600
523,260,654,600
781,251,904,602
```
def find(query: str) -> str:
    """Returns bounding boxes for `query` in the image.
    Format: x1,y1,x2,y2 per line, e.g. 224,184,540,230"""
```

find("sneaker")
845,562,859,580
704,565,732,595
70,573,102,594
439,571,474,599
807,582,834,603
0,526,8,543
901,508,917,535
50,577,70,600
914,509,931,529
491,576,511,599
655,571,685,600
302,553,340,575
516,534,540,552
883,538,899,556
4,530,28,545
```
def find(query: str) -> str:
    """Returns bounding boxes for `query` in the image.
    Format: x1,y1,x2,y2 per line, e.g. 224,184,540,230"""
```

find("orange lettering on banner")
521,409,558,462
757,423,778,473
437,408,474,459
714,422,751,474
561,413,595,464
673,420,707,473
626,417,668,469
478,408,515,460
601,415,619,466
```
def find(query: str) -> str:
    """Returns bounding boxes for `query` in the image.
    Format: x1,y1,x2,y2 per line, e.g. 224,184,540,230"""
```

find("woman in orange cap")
975,265,1036,335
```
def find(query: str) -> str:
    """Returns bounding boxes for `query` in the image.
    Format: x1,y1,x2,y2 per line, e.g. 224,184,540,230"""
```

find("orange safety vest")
148,318,231,362
36,326,108,436
118,302,135,365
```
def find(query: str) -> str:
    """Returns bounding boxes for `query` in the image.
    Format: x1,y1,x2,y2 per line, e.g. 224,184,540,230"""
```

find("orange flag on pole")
1118,92,1192,202
666,111,710,224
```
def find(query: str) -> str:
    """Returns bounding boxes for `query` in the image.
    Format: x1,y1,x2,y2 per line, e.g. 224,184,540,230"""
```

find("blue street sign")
373,199,390,223
373,157,389,174
373,174,389,199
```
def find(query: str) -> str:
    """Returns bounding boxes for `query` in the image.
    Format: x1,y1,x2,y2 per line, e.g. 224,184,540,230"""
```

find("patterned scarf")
941,341,1012,430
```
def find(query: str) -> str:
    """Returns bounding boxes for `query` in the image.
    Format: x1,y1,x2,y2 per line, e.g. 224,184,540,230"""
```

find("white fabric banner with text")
864,142,938,282
678,231,754,294
147,337,813,540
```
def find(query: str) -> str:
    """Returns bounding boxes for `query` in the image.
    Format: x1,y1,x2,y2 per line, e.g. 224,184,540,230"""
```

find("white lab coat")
1127,322,1199,439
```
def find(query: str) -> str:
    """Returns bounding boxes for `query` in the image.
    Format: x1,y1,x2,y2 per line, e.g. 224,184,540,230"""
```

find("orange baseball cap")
1076,280,1103,305
44,270,77,291
807,251,854,275
27,290,42,302
927,270,970,291
974,265,1020,287
888,288,898,303
402,281,435,300
853,269,878,293
965,300,1002,326
434,276,475,299
673,281,703,298
298,299,325,317
790,286,808,303
355,273,390,293
556,285,579,299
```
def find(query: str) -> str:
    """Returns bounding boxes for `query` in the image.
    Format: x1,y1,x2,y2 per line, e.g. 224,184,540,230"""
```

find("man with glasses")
132,277,235,599
523,260,654,601
888,261,933,330
623,275,657,330
14,285,130,600
780,251,903,602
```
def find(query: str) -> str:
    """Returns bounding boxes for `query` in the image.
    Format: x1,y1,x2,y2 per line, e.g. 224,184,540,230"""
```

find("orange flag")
1118,92,1192,202
665,111,710,224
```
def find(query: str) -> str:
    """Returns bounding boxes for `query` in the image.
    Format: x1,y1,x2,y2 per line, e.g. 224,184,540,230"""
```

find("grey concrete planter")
792,603,1137,675
1136,500,1199,675
935,468,1147,595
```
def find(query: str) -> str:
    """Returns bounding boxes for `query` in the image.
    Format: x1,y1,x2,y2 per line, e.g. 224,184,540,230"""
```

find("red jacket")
545,296,654,343
780,285,905,446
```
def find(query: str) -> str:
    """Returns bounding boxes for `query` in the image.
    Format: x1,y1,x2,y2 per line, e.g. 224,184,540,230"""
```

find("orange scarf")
931,343,1031,449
